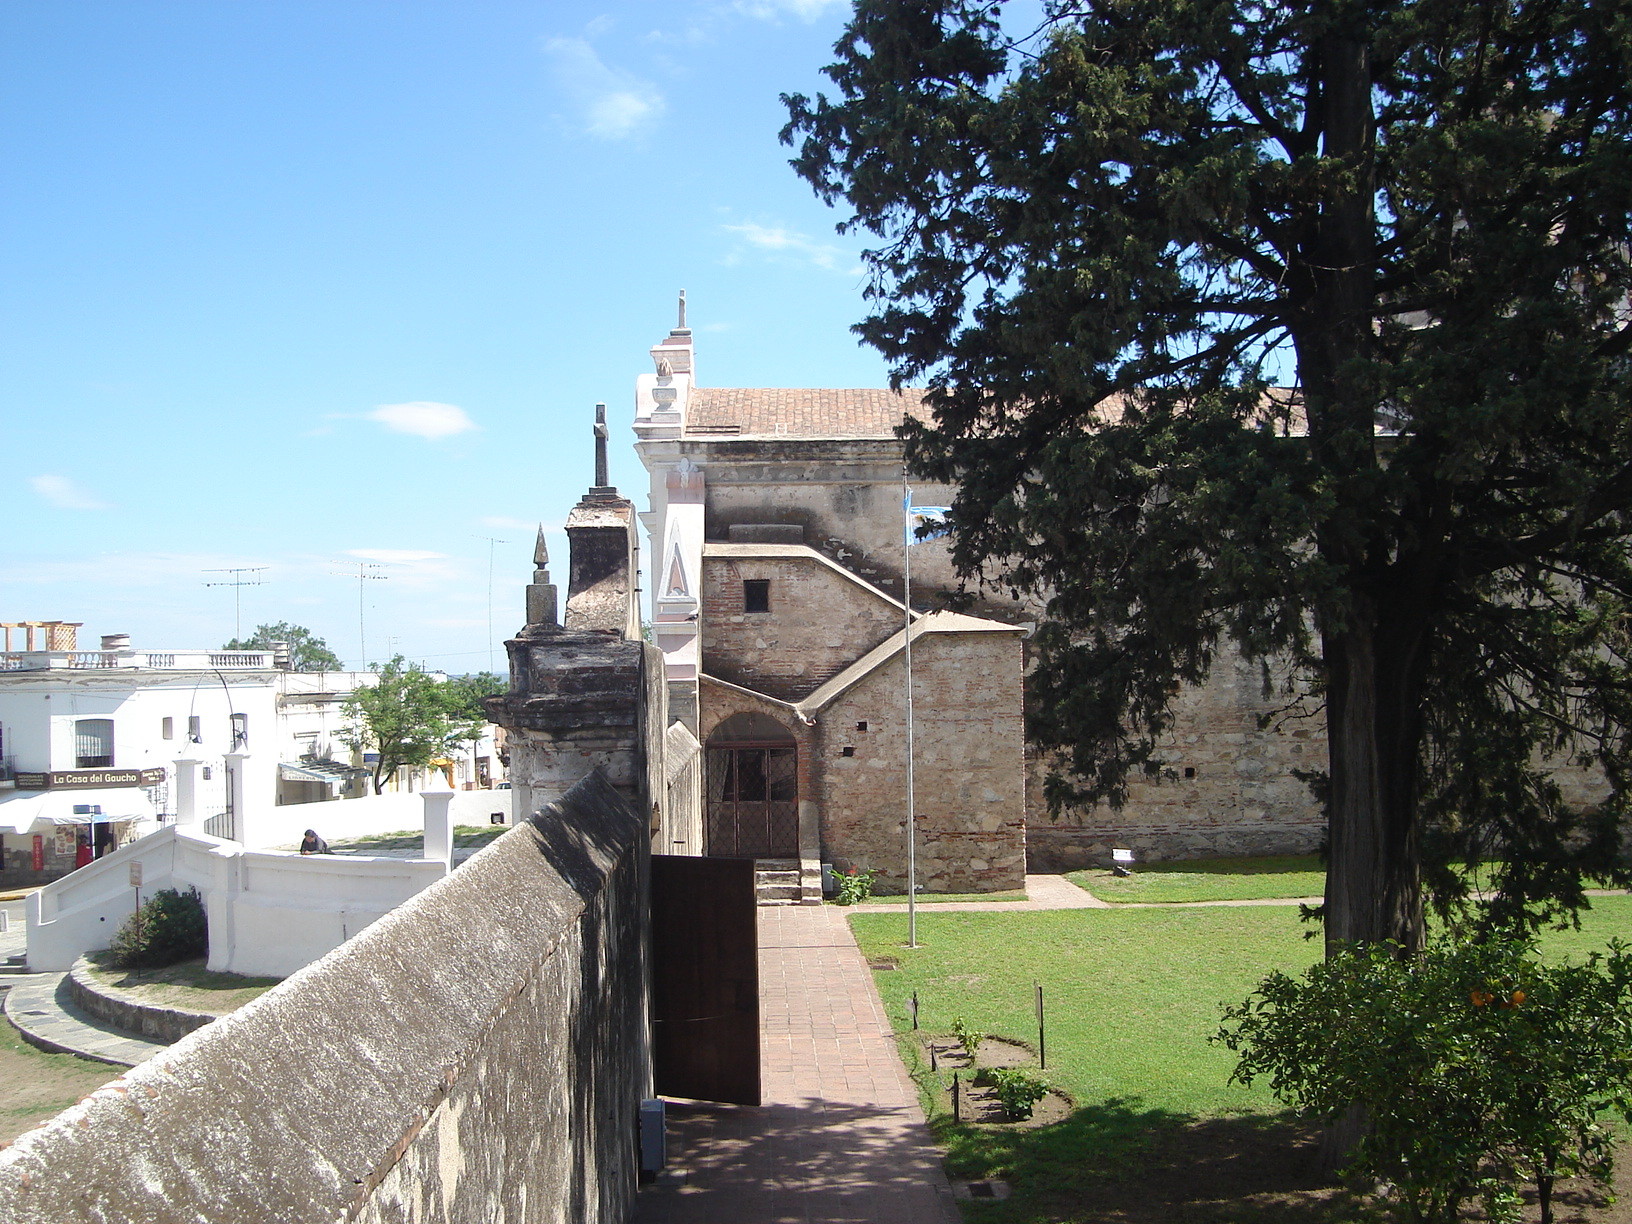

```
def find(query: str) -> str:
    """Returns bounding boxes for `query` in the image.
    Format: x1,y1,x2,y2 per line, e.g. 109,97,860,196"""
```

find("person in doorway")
74,833,93,869
299,829,331,855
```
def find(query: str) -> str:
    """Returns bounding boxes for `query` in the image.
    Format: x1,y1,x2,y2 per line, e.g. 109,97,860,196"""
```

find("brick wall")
701,555,903,700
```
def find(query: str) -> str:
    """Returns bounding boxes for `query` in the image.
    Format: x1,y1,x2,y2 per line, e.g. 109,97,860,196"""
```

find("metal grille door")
705,746,798,858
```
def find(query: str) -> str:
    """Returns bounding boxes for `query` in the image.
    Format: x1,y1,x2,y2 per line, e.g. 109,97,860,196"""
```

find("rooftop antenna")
331,562,387,669
203,567,268,641
472,534,510,672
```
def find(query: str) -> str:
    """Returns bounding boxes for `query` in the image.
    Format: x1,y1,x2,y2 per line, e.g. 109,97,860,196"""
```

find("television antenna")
203,567,268,641
332,562,387,669
472,535,510,672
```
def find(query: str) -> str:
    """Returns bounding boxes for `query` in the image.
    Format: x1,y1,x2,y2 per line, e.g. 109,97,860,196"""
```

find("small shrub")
978,1067,1050,1120
833,867,875,906
951,1016,982,1061
1217,935,1632,1224
107,886,207,969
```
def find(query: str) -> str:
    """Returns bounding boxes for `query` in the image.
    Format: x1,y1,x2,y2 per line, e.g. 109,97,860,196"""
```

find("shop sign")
13,768,166,791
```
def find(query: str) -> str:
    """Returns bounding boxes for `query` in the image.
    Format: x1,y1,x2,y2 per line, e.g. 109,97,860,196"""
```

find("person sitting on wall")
299,829,331,855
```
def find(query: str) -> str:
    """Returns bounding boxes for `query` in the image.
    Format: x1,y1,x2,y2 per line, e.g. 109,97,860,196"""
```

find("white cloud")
721,221,859,274
366,401,478,439
545,37,665,139
733,0,844,20
30,474,110,511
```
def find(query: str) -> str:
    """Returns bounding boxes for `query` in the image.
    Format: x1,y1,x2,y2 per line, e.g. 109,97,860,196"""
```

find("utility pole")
203,567,268,641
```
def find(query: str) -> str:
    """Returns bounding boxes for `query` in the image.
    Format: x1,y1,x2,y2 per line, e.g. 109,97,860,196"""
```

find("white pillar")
224,752,249,844
173,758,201,827
421,785,455,871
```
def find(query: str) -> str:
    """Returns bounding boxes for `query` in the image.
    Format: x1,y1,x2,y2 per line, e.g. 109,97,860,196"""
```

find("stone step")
755,871,800,885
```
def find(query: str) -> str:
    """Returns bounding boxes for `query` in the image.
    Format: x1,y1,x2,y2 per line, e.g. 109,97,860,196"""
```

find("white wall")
0,671,279,823
243,789,515,850
27,819,453,978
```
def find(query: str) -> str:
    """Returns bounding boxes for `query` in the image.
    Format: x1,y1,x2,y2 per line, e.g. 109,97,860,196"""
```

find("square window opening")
743,579,771,614
841,746,855,757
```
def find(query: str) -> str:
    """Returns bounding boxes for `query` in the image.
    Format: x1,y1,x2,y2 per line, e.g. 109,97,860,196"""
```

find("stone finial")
594,403,610,489
524,524,559,632
533,525,549,570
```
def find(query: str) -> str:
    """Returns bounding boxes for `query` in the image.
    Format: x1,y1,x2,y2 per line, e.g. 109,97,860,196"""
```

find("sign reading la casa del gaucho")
13,768,167,791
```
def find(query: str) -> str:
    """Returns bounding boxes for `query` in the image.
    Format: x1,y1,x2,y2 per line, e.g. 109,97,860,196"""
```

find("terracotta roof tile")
686,388,925,438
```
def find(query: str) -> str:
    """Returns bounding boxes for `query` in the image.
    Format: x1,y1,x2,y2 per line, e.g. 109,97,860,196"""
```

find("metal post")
902,470,918,949
1037,983,1046,1070
952,1072,960,1122
911,990,919,1030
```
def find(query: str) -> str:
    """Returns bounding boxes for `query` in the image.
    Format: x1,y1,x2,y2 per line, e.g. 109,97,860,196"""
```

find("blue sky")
1,0,889,672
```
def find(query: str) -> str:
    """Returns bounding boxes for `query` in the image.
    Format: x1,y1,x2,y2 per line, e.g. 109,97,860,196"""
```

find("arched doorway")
705,712,798,859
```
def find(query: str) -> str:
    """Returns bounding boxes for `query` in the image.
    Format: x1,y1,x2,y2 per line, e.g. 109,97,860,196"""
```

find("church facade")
630,303,1327,889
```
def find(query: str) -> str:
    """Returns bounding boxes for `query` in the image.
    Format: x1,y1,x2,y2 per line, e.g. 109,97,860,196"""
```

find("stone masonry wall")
1025,648,1326,869
820,630,1026,893
0,771,651,1224
701,554,902,700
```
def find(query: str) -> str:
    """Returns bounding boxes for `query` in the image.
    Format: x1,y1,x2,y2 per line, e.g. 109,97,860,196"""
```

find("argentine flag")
904,493,951,545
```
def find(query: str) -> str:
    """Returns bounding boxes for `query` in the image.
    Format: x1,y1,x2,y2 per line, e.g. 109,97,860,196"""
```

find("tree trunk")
1322,604,1427,956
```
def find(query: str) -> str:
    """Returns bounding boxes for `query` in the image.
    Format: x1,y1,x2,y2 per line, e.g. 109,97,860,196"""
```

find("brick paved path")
634,904,960,1224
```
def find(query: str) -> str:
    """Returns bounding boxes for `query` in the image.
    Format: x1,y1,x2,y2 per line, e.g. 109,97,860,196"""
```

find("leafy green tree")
223,622,343,672
340,656,466,794
784,0,1632,949
1218,938,1632,1224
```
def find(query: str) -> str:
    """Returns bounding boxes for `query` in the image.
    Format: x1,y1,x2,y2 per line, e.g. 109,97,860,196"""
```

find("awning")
278,761,363,784
0,787,158,835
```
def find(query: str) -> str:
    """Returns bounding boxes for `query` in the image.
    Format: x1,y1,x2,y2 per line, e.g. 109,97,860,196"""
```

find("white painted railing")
0,650,275,672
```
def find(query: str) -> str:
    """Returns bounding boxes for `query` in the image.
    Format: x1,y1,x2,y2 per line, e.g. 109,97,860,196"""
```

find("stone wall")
0,770,651,1224
819,629,1027,893
1024,648,1327,868
701,552,902,700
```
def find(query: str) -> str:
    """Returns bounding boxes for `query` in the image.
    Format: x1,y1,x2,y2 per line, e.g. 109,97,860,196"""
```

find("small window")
1183,766,1196,779
743,579,770,613
855,721,868,732
841,746,855,758
161,717,174,740
74,719,114,768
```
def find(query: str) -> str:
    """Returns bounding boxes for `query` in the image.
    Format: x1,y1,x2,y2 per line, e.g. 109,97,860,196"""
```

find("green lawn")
1068,854,1325,904
83,954,281,1015
850,896,1632,1222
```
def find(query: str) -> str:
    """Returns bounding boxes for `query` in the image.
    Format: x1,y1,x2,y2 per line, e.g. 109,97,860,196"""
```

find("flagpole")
903,469,918,949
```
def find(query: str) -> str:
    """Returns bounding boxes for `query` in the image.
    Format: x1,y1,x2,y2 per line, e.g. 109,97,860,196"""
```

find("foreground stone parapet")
0,770,652,1224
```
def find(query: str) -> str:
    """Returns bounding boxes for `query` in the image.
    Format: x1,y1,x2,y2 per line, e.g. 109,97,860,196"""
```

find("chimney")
269,640,292,670
100,633,130,653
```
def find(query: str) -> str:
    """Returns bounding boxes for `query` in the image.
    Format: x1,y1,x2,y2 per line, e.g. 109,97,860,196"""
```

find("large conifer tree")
785,0,1632,949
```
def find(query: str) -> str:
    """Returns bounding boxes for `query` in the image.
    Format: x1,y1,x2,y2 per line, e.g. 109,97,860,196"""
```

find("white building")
0,626,505,886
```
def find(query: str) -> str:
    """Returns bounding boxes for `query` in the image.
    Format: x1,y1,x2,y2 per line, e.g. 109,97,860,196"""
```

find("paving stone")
3,973,168,1068
635,904,960,1224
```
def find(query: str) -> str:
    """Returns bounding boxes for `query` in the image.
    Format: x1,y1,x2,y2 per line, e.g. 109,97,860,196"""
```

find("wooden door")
650,855,761,1106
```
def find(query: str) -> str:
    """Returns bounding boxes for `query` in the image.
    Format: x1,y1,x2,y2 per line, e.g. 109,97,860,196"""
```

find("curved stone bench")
65,957,219,1045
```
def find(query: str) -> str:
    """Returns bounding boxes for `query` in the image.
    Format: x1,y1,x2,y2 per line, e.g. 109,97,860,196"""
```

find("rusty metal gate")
705,745,798,859
650,855,760,1106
